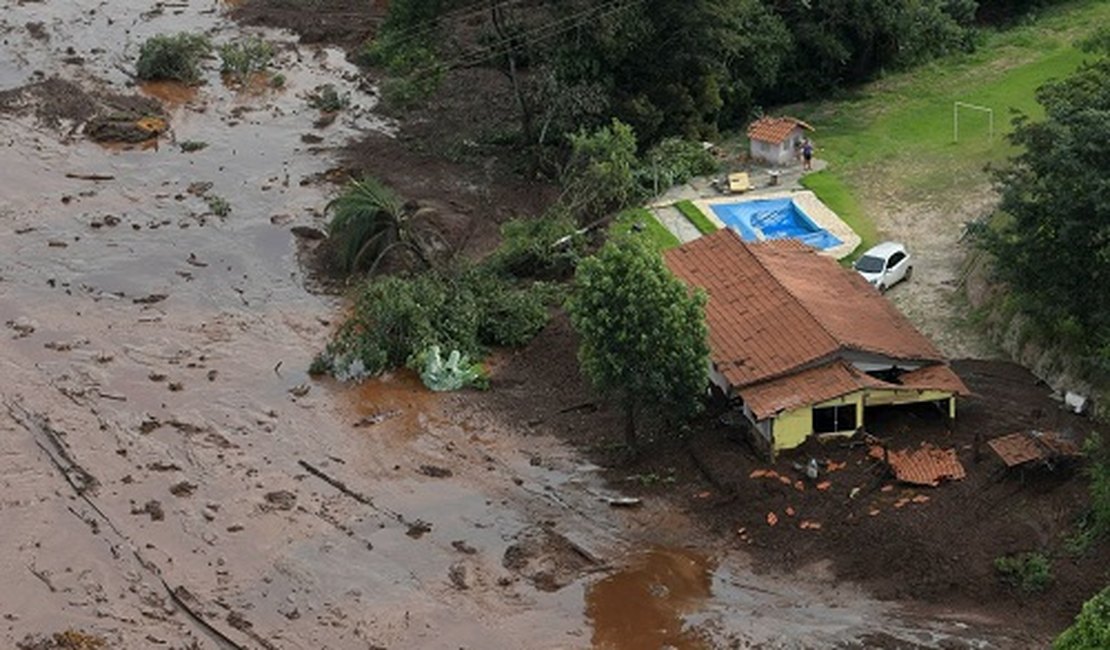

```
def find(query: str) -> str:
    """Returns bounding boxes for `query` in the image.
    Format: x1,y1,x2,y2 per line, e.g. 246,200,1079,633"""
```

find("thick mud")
0,2,1038,649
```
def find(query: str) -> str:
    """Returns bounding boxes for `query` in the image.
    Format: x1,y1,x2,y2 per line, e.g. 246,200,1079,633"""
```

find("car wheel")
905,266,914,281
877,283,886,293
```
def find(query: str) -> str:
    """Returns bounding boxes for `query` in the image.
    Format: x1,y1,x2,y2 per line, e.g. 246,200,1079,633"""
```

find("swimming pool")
709,197,843,251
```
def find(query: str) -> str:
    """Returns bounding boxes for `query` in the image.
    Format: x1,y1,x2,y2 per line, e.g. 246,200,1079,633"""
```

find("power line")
442,0,643,70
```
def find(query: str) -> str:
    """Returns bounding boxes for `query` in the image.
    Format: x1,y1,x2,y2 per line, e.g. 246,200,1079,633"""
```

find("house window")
813,404,857,433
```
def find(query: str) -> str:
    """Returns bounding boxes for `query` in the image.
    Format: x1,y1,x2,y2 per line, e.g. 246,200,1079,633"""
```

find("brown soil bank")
481,317,1109,643
231,0,385,48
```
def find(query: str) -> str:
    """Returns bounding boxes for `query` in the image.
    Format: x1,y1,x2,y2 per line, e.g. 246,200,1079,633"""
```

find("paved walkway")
651,205,701,243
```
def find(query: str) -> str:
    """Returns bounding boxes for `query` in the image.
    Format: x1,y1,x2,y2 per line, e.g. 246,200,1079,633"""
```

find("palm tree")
325,177,432,275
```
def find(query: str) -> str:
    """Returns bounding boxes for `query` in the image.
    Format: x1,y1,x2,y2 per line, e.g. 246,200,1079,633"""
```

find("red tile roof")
664,230,967,411
664,231,838,387
741,362,863,419
746,116,813,145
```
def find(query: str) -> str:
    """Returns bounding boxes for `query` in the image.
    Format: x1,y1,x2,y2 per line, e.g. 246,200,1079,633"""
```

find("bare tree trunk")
490,0,536,147
624,401,638,449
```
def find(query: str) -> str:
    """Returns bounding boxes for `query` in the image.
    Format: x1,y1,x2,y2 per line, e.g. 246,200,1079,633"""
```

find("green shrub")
219,36,273,82
608,208,681,252
638,138,719,192
1085,433,1110,537
308,84,350,112
136,33,211,83
675,200,718,235
1055,586,1110,650
204,194,231,217
179,140,208,153
488,215,582,279
994,552,1053,592
315,267,550,381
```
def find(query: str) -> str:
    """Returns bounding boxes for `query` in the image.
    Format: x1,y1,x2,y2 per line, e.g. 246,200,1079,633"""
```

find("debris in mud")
169,481,196,497
263,490,297,511
406,520,433,539
605,497,641,508
6,317,36,338
502,526,598,592
17,630,106,650
447,563,469,590
132,499,165,521
451,540,478,555
417,464,453,478
147,461,181,472
288,383,311,397
133,293,167,304
290,225,326,240
168,382,184,392
352,410,397,428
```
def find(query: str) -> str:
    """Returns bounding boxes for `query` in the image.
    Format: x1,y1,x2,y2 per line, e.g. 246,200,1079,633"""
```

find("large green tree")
982,37,1110,376
1054,585,1110,650
566,236,709,447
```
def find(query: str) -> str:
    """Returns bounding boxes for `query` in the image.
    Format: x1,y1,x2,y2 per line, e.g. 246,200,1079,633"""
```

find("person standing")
802,138,814,171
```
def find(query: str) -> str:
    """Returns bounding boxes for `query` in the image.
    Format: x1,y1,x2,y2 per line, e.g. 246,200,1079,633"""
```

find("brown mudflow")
1,1,1102,649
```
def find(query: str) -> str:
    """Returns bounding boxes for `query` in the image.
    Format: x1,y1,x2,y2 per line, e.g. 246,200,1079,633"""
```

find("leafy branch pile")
136,33,211,83
311,265,551,383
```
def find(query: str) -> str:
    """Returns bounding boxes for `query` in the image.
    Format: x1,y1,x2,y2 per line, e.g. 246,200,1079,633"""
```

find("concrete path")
649,160,829,242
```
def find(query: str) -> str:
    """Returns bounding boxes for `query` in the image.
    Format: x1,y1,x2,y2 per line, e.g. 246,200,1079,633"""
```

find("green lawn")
674,200,719,235
610,207,681,251
789,0,1110,248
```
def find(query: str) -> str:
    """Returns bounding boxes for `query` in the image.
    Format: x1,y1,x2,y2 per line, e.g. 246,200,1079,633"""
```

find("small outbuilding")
664,229,969,454
746,116,813,166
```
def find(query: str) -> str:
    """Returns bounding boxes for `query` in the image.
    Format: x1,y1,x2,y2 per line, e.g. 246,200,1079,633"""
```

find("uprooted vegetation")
310,265,554,383
218,35,274,84
135,32,212,83
0,77,167,143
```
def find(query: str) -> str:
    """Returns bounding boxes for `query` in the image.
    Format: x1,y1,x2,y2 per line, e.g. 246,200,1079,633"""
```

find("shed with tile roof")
664,229,968,453
747,116,813,166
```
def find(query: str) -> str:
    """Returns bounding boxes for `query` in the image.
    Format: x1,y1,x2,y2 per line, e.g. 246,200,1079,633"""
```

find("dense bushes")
136,33,211,83
312,267,551,382
487,215,583,280
1054,586,1110,650
994,552,1053,592
978,41,1110,383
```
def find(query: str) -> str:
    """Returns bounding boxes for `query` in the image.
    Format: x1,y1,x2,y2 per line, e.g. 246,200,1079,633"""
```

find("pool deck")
691,190,860,260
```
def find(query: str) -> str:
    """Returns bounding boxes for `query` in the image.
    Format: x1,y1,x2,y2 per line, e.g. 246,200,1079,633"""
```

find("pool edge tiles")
693,190,861,260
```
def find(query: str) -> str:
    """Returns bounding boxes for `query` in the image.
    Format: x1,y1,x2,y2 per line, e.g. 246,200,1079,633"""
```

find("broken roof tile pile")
746,116,813,144
869,444,966,487
988,431,1081,468
664,230,968,420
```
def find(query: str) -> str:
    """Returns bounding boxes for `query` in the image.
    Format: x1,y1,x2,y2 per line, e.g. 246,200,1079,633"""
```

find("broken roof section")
870,444,966,487
746,116,814,144
988,431,1081,468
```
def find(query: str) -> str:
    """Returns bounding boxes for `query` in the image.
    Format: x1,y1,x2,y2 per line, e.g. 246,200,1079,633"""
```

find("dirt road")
0,2,1027,648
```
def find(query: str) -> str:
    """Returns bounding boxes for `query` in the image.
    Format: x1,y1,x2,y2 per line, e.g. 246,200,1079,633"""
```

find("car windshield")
855,255,885,273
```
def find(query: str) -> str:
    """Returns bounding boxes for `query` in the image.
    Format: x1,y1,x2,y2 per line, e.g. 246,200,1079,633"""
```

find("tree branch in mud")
6,401,257,650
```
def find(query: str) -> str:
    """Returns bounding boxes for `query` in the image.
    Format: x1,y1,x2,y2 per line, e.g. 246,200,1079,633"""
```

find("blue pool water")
709,198,842,250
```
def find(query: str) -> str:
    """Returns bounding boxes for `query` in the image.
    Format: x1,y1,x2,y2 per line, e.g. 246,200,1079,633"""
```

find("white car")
853,242,913,292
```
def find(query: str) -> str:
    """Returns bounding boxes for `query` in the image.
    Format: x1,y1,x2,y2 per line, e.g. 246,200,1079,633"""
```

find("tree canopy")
566,236,709,446
982,40,1110,377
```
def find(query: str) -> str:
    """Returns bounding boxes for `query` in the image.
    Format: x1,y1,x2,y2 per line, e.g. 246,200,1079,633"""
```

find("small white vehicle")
853,242,913,292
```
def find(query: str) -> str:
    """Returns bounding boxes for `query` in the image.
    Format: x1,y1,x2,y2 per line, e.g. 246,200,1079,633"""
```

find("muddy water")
0,2,1024,649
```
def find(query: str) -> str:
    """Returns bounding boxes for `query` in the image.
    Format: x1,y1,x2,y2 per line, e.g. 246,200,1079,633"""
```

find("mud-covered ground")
1,1,1102,649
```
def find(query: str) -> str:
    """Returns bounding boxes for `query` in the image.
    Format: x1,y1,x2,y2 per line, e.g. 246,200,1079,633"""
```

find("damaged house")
664,229,969,453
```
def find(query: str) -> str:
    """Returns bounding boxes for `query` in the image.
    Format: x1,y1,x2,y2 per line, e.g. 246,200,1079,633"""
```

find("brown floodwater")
586,548,714,650
0,1,1027,648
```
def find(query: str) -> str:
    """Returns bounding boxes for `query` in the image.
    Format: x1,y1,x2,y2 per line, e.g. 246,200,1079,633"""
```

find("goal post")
953,101,994,143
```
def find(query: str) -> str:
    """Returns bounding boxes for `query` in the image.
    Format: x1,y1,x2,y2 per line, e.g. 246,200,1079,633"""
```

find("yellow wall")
770,389,955,451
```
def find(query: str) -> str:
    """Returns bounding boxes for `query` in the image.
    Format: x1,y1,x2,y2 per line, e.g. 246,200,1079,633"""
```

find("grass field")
791,0,1110,250
674,200,719,235
610,207,681,251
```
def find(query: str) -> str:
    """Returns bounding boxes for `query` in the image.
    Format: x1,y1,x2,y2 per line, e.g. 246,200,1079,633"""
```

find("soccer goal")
953,101,994,143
